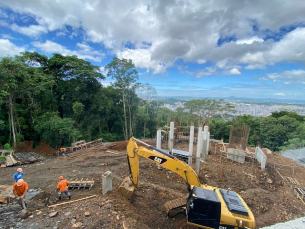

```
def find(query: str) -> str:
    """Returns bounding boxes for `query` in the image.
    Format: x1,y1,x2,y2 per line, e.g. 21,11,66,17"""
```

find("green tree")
231,115,261,146
271,111,304,122
20,52,105,141
210,119,231,142
137,83,157,138
260,117,286,151
184,99,235,123
35,112,80,147
105,57,139,140
0,57,43,146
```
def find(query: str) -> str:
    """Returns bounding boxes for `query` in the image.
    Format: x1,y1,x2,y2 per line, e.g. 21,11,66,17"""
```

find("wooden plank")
48,195,97,208
276,169,288,186
78,178,83,190
294,178,301,185
84,178,88,189
69,181,94,184
89,178,94,190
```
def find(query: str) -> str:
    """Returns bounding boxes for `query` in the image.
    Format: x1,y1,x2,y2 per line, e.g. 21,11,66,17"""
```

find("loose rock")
72,222,82,228
18,209,32,219
49,211,58,218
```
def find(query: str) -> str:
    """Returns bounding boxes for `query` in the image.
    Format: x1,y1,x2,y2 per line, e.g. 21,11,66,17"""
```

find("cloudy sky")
1,0,305,100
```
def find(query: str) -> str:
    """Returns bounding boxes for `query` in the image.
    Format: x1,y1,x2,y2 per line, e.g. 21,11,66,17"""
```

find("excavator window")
186,187,221,228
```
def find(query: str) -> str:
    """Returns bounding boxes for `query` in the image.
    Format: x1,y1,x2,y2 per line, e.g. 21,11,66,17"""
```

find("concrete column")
156,127,161,149
201,126,209,161
168,122,174,155
188,125,194,166
102,171,112,195
195,126,203,174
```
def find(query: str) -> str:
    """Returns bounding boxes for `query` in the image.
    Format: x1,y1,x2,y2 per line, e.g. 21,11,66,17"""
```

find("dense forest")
0,52,304,152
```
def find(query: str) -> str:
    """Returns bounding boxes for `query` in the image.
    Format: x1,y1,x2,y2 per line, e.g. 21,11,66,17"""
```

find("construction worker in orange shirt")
13,179,28,209
59,147,67,156
57,176,71,200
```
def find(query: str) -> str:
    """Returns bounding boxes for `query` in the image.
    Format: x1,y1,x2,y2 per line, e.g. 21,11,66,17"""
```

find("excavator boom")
128,138,199,186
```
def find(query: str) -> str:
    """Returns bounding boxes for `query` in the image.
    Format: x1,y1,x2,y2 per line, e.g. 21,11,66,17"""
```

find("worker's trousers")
59,189,71,199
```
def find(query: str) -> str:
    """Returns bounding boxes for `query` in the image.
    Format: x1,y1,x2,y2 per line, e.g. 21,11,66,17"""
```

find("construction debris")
67,139,103,153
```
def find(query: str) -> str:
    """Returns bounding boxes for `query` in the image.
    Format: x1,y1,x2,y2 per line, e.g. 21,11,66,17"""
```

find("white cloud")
236,36,264,45
195,67,217,78
196,59,206,64
117,47,170,74
32,40,104,62
266,70,305,84
240,52,266,64
0,39,25,57
1,0,305,73
86,30,115,49
11,24,48,37
258,77,268,81
275,93,285,96
1,34,15,39
229,68,241,75
267,27,305,63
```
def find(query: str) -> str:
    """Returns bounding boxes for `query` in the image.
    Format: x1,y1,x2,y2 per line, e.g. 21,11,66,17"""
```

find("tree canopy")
0,52,304,153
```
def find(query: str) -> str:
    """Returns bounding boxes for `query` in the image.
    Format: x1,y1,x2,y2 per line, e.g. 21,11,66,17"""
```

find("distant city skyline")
0,1,305,100
163,100,305,116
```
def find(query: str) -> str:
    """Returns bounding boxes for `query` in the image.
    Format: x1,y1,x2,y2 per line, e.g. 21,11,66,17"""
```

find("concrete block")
102,171,112,195
227,148,245,164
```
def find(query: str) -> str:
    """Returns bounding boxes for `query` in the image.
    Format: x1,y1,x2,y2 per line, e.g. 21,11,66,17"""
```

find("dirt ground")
1,139,305,229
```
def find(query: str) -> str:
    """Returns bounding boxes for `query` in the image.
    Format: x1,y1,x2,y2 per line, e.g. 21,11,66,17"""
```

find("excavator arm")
119,137,200,198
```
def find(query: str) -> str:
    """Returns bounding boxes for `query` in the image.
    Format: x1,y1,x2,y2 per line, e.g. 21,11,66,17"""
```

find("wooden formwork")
68,178,94,190
176,134,198,143
276,169,305,205
285,176,300,188
276,169,301,188
293,188,305,205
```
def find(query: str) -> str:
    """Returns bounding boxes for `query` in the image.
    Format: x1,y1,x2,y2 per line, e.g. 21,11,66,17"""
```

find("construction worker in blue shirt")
13,168,24,182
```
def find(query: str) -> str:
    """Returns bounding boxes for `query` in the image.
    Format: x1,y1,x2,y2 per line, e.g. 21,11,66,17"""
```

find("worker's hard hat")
17,179,24,186
59,176,64,180
17,168,22,173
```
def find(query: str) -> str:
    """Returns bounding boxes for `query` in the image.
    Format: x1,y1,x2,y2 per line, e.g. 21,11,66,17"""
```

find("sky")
0,0,305,100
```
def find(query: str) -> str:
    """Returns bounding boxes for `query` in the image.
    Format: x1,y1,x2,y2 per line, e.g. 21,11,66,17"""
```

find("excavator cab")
186,186,221,228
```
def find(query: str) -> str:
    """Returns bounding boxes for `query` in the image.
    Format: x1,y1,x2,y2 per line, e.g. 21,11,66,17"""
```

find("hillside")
1,140,305,228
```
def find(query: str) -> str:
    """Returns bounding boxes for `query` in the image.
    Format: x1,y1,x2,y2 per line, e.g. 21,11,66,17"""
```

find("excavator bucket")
118,177,135,199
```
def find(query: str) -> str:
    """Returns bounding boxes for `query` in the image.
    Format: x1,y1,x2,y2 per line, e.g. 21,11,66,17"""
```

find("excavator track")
164,197,187,218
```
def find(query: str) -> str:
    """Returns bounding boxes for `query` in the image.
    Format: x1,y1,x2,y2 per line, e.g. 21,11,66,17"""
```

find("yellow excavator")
119,137,255,229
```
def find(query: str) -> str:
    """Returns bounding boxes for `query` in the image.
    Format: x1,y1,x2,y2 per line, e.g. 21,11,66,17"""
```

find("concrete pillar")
195,126,203,174
188,125,194,166
201,126,209,161
102,171,112,195
156,127,161,149
168,122,174,155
